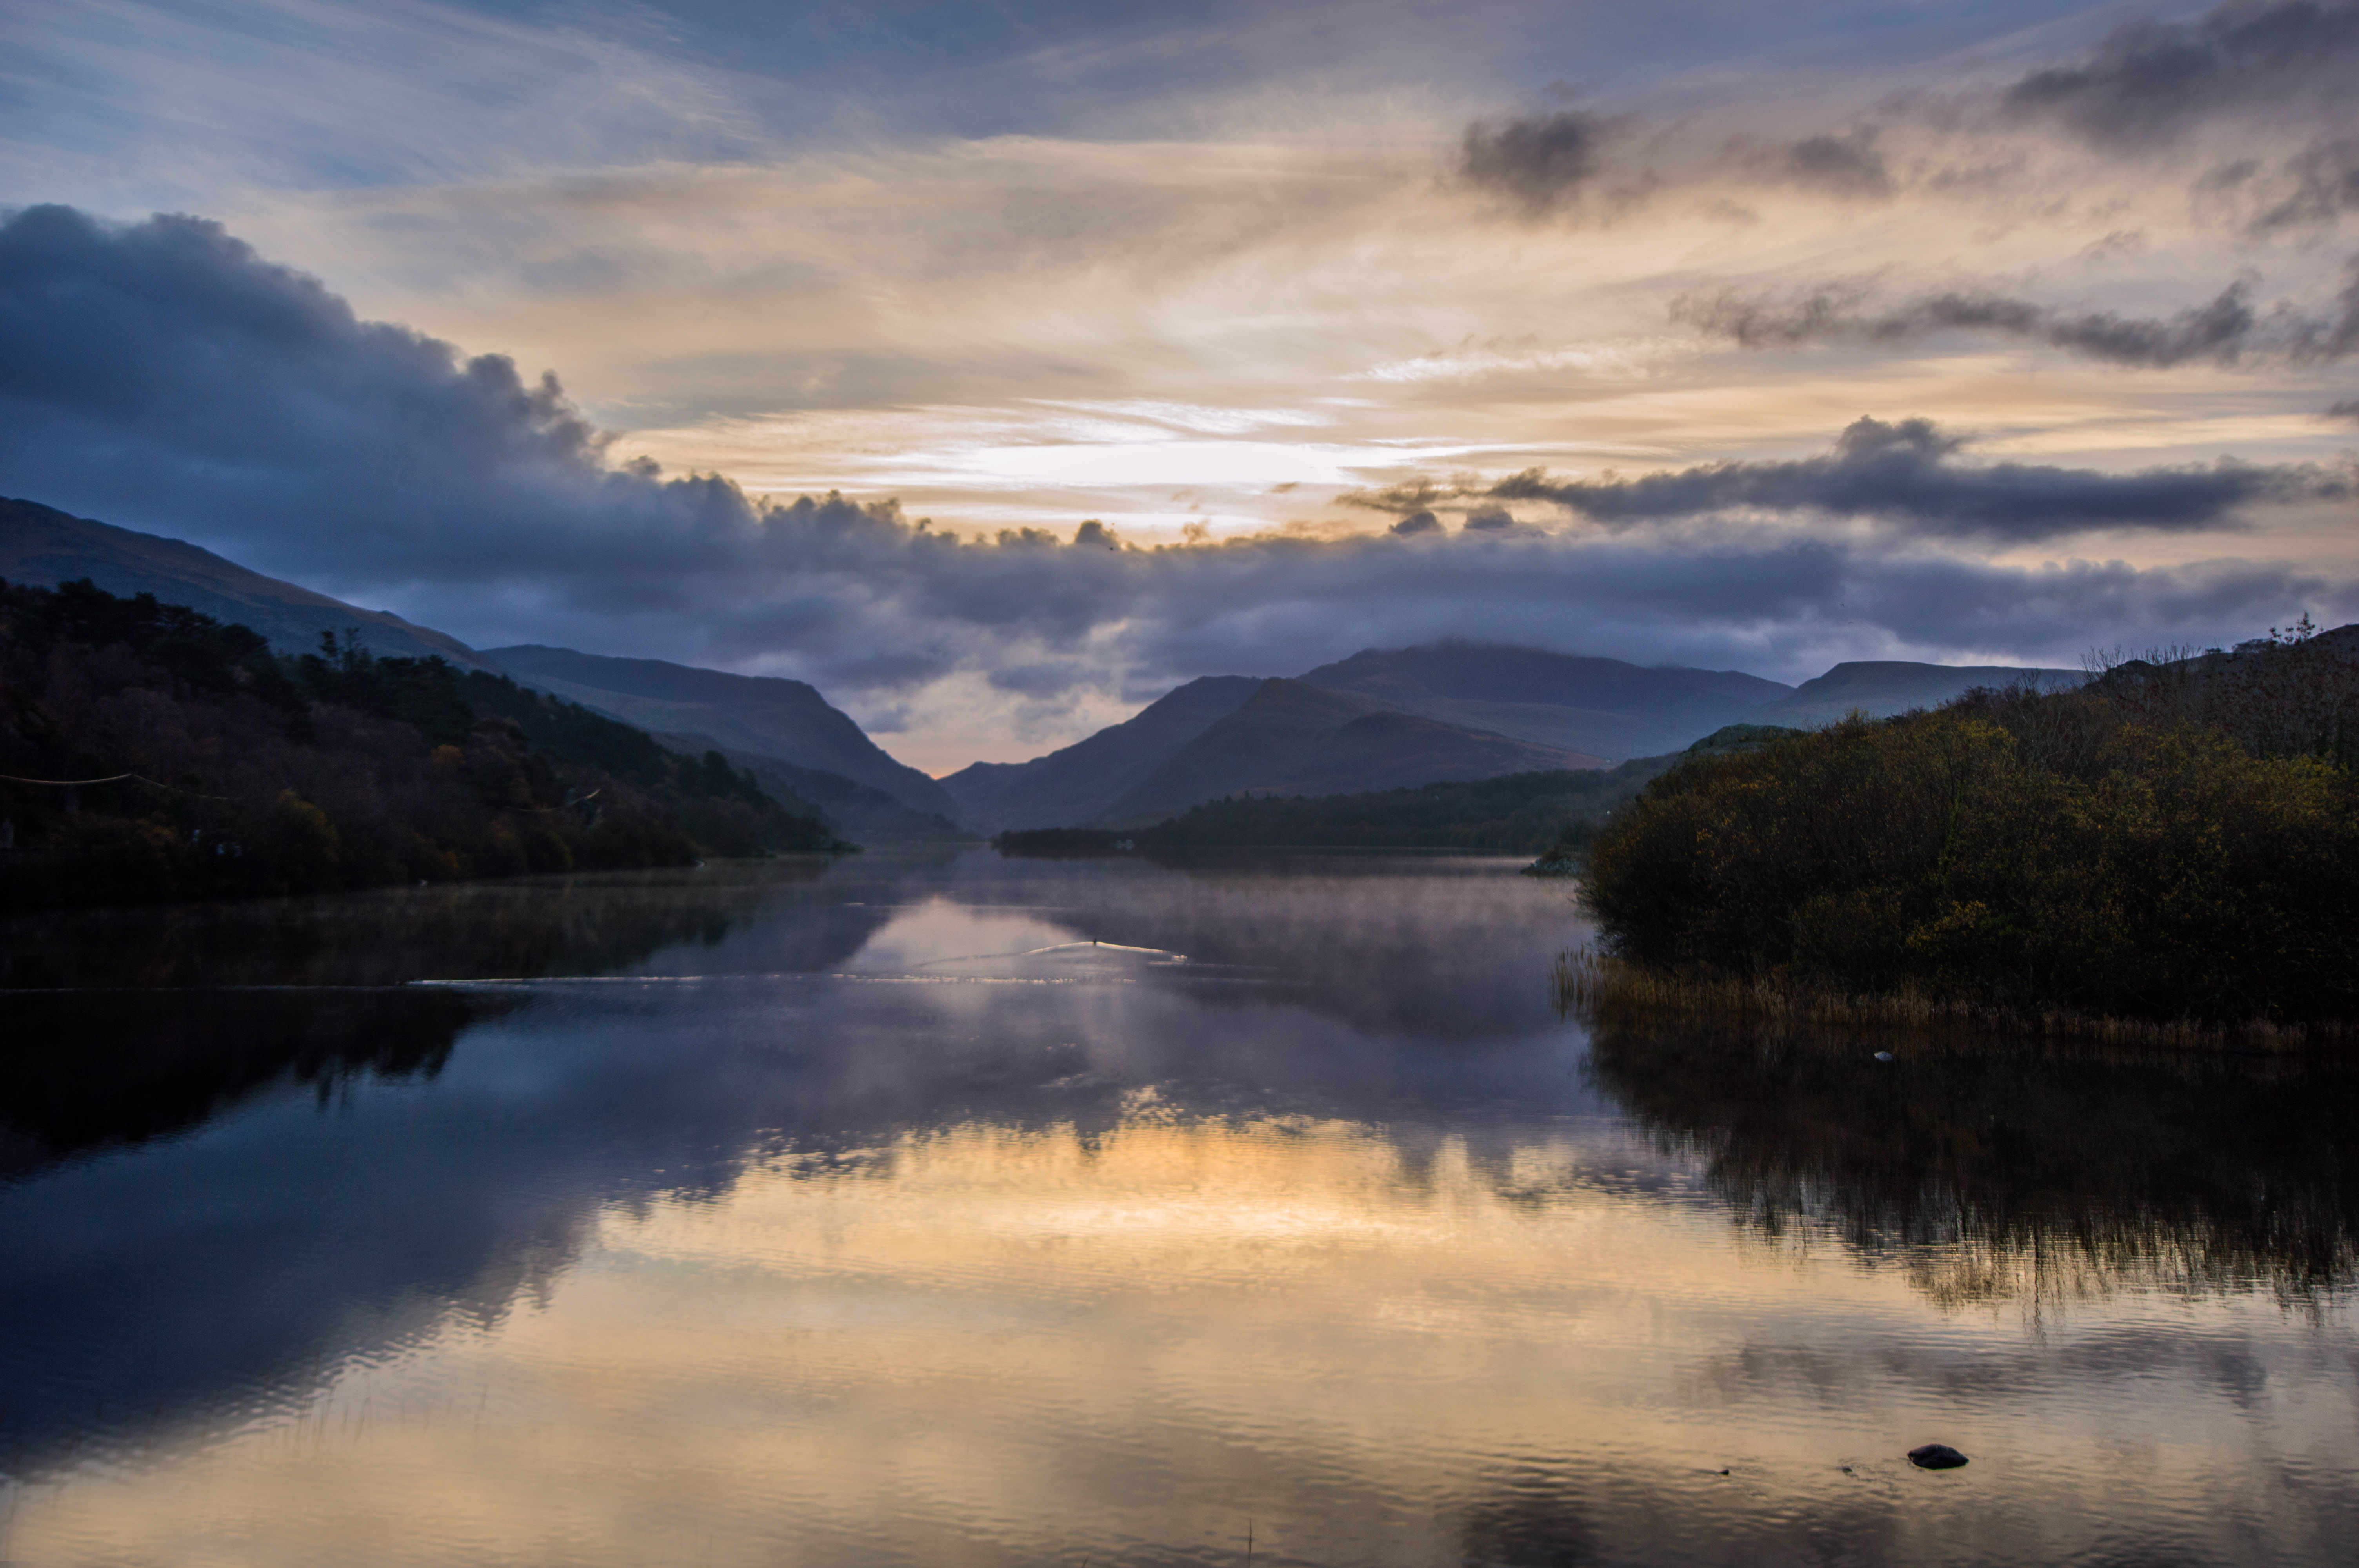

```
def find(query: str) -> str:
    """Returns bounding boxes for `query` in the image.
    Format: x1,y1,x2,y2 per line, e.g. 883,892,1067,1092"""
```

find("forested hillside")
0,579,840,908
1578,626,2359,1033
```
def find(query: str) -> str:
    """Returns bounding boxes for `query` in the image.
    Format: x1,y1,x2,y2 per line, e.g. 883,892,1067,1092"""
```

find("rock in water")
1908,1443,1968,1470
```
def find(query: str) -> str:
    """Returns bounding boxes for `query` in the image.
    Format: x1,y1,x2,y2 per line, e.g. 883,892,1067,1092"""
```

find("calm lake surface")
4,849,2356,1566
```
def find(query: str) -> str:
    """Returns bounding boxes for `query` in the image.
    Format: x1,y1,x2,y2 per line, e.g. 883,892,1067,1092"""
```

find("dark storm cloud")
1674,268,2359,366
2003,0,2359,147
1,206,2346,711
1489,417,2344,541
0,203,757,580
1458,109,1613,213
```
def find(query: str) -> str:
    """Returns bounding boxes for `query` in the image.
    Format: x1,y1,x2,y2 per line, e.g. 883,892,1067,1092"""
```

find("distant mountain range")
1748,660,2085,727
946,645,2095,831
4,495,2103,842
1299,643,1793,759
1089,679,1607,828
940,675,1262,831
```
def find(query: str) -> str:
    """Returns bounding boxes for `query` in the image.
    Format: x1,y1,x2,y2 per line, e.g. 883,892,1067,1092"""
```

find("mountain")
1749,661,2086,728
487,644,960,821
0,497,494,668
1094,678,1608,827
0,498,954,842
1298,643,1792,760
938,675,1261,832
652,735,970,843
0,576,840,912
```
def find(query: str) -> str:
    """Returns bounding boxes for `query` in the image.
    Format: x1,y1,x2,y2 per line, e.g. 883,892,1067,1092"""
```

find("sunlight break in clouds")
3,0,2358,767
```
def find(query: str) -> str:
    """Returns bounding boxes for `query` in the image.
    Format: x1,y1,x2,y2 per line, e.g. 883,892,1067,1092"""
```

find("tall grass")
1552,947,2350,1050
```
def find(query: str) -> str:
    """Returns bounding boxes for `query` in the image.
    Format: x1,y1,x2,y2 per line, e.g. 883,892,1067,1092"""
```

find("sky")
3,0,2357,771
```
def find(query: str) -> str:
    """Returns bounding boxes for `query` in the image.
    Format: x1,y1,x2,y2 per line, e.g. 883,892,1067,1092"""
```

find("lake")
3,849,2355,1566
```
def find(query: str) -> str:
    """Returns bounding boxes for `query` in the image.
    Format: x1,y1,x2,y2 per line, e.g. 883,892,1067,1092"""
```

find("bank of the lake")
1575,630,2359,1042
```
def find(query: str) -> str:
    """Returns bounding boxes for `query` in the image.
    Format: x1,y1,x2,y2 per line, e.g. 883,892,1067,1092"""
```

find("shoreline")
1552,946,2358,1053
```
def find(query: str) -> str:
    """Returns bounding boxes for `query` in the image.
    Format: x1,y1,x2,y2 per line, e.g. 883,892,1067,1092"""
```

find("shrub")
1581,684,2359,1027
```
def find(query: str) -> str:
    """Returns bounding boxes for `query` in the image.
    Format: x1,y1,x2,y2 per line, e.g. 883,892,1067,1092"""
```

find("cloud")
2330,399,2359,421
1674,269,2359,367
1487,416,2345,541
0,203,763,581
2223,134,2359,231
3,205,2351,766
1779,129,1892,199
1458,109,1613,213
2002,0,2359,148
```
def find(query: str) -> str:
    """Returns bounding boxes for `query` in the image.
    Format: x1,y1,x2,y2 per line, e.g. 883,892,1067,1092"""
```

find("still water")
3,849,2355,1565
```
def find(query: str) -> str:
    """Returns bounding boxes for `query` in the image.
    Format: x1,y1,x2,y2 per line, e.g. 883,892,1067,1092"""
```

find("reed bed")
1552,946,2354,1053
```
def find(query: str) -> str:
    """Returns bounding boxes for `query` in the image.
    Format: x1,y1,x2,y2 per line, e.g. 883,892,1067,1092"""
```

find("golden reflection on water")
11,1108,2350,1567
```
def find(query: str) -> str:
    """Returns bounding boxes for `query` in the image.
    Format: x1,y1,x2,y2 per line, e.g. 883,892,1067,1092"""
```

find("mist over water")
3,851,2355,1565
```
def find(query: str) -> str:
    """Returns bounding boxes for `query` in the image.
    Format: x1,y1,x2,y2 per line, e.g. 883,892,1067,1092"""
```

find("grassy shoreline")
1551,946,2356,1053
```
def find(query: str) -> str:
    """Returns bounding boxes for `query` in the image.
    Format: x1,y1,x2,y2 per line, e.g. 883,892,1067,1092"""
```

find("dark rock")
1907,1443,1968,1470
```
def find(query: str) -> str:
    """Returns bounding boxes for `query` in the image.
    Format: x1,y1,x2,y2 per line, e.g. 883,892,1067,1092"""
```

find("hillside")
654,735,970,842
1577,627,2359,1034
0,580,839,909
0,497,494,668
489,645,960,822
938,675,1261,831
998,724,1805,860
1748,660,2084,728
1299,642,1791,759
1094,679,1608,827
0,501,950,842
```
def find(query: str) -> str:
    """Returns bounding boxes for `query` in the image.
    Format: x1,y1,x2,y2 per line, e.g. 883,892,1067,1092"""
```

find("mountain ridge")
486,644,960,822
1092,678,1610,828
1751,661,2087,728
1298,642,1794,760
0,497,496,669
0,499,954,840
938,675,1263,832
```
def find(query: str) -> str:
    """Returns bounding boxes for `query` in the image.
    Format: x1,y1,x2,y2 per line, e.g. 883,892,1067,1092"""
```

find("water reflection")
0,855,867,989
1585,1017,2359,1308
0,987,493,1181
2,852,2356,1565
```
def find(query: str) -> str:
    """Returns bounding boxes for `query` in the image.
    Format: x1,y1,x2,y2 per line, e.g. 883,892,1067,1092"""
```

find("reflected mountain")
919,849,1571,1043
1585,1017,2359,1307
0,857,863,989
0,987,496,1181
0,851,1582,1477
